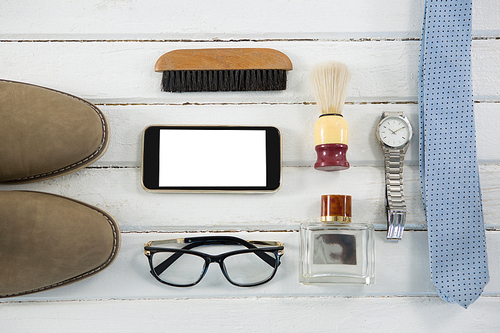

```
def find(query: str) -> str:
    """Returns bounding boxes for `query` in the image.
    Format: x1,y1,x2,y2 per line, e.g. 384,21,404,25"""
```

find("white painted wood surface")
1,40,500,104
6,231,500,301
1,0,499,39
1,0,500,331
3,165,500,231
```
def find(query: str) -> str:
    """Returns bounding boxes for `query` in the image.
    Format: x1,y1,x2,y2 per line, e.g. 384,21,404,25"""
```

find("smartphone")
141,125,281,192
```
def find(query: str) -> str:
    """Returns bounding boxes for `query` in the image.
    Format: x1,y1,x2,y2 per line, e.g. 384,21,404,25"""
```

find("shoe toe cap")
0,80,109,183
0,191,120,298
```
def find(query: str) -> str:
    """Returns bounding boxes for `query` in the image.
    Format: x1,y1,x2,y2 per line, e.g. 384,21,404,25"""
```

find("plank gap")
94,100,500,107
1,36,499,43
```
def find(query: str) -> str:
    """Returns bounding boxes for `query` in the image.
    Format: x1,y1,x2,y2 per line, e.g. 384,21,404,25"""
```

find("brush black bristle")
161,69,287,92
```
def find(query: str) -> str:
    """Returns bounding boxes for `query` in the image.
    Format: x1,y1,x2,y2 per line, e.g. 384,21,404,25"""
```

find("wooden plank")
1,0,498,40
0,166,419,230
1,230,499,302
0,40,419,103
3,165,500,229
0,40,499,104
2,297,500,332
96,102,500,167
100,103,421,167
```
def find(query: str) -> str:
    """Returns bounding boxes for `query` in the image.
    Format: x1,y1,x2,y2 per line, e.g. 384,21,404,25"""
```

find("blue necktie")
419,0,489,308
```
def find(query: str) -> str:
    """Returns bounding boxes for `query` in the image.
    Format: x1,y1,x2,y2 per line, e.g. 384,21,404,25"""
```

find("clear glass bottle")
299,194,374,285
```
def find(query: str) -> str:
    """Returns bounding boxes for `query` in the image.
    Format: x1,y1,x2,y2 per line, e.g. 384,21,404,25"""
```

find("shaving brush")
310,61,351,171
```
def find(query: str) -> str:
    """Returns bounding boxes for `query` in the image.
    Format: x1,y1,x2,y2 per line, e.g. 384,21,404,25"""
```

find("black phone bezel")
142,125,281,192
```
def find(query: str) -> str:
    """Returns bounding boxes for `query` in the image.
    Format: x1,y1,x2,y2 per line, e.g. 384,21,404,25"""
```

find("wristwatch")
376,111,413,241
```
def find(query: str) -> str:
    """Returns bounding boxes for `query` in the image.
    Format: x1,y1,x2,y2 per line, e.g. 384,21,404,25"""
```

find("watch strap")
382,140,408,240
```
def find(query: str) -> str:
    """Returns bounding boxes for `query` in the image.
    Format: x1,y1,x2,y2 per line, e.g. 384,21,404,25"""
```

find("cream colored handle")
313,115,349,145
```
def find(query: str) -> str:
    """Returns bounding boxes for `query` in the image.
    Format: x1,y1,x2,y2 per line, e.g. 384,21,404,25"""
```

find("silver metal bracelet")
383,146,407,240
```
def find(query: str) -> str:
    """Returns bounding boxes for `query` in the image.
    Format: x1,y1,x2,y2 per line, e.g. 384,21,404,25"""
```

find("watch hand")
388,128,396,134
394,127,405,133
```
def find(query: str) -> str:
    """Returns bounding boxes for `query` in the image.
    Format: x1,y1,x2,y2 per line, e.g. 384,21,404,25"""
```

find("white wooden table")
1,1,500,331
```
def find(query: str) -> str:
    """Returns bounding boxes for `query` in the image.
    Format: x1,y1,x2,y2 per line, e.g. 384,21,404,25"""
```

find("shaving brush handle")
314,114,349,145
313,114,350,171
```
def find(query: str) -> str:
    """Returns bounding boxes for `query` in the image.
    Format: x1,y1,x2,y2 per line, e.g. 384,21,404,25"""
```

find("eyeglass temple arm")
151,236,281,276
147,236,282,249
184,236,270,248
185,236,280,267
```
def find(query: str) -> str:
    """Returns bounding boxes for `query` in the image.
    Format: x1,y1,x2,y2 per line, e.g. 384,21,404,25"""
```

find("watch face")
378,116,411,148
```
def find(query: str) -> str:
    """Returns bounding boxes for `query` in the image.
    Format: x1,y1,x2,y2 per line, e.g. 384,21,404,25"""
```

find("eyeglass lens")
152,251,206,286
223,251,277,286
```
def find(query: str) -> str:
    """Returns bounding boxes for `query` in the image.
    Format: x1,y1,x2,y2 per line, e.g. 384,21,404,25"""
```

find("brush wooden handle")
155,48,293,72
314,114,349,145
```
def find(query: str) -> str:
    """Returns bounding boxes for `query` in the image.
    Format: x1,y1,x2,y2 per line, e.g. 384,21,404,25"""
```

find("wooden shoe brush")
155,48,293,92
310,61,352,171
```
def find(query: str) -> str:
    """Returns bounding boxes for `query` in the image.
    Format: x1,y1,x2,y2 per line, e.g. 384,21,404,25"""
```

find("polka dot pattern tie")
419,0,489,308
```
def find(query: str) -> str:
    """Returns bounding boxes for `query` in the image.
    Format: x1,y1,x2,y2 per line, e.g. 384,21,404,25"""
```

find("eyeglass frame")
144,235,284,287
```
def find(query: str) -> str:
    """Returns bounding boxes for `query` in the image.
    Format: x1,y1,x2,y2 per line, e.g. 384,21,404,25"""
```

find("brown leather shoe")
0,80,109,183
0,191,120,298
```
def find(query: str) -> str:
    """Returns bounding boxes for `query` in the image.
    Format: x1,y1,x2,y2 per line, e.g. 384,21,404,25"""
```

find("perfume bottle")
299,194,374,285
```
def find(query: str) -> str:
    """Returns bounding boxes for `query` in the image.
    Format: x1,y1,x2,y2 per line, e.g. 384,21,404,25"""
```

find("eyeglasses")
144,236,284,287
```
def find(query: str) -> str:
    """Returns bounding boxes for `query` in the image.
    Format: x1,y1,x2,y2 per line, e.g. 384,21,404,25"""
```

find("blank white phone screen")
159,129,267,187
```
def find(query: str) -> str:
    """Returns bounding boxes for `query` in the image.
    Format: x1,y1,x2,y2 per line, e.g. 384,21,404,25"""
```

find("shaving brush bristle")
310,62,351,114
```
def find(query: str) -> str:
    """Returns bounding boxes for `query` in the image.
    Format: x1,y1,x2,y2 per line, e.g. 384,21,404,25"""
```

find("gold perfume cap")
321,194,352,222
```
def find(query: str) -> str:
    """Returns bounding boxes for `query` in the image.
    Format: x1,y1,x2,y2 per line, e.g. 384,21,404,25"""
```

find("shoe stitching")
1,80,109,182
0,208,119,298
14,102,108,181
